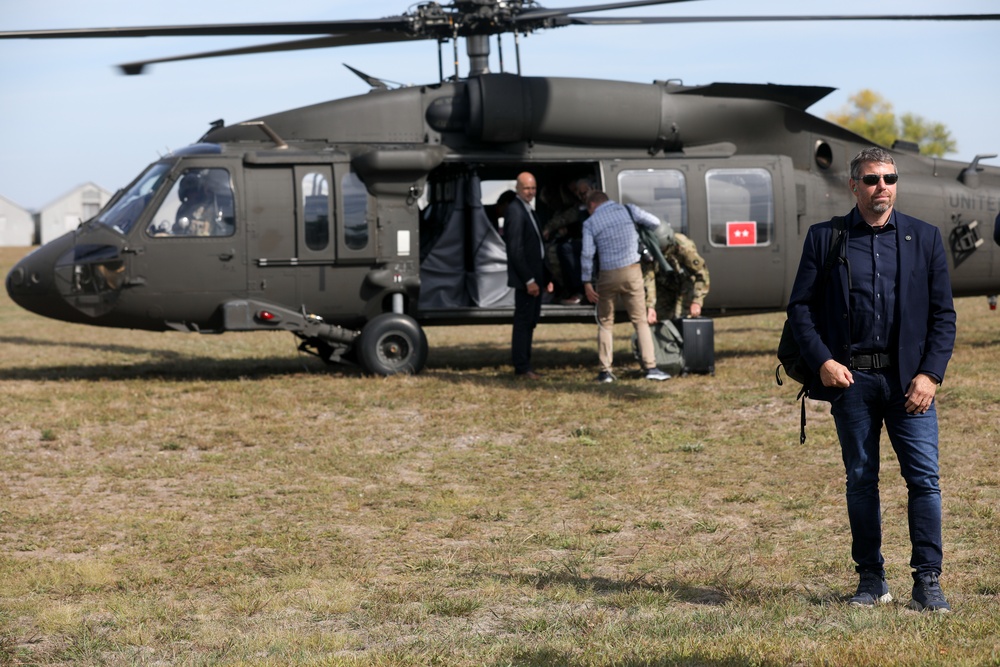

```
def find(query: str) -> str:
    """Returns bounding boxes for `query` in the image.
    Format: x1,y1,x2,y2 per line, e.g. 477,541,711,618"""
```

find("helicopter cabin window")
706,168,773,247
147,167,236,238
617,169,688,235
302,172,330,251
341,172,368,250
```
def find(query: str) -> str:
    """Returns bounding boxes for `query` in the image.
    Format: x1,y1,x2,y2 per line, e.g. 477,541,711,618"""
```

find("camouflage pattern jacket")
643,232,710,318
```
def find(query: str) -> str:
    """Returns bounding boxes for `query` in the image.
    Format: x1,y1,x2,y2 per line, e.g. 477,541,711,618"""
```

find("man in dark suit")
505,172,551,379
788,147,956,612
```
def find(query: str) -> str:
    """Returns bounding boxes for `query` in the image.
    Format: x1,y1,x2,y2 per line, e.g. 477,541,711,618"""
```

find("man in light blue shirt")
582,191,670,383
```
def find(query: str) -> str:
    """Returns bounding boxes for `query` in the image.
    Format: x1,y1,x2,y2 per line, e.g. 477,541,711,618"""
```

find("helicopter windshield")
94,162,172,235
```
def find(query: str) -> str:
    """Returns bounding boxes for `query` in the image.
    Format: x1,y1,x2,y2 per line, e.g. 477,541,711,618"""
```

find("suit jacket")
505,198,547,290
787,207,956,402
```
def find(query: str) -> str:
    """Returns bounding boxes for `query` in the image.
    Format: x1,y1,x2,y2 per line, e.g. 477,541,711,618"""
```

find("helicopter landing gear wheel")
356,313,428,376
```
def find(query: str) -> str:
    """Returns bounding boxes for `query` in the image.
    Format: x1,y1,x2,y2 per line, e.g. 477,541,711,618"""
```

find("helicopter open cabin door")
134,163,246,329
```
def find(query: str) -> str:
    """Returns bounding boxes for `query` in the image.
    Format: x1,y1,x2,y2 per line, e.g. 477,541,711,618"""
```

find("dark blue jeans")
830,368,943,578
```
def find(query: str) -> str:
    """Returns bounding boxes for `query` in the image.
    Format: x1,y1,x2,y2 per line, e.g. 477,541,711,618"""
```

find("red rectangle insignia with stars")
726,221,757,246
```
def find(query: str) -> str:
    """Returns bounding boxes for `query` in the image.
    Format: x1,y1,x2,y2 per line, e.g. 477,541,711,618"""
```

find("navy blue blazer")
787,207,956,402
505,198,548,290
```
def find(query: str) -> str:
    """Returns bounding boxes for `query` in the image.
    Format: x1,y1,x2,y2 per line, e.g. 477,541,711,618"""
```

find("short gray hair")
850,147,896,180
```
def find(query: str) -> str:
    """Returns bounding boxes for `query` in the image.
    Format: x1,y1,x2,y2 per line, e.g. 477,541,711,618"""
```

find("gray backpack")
632,320,685,376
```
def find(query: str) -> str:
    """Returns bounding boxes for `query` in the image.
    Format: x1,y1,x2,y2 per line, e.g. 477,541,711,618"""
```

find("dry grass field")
1,245,998,666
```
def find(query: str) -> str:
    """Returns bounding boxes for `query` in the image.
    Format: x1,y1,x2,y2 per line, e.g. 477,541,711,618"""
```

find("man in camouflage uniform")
643,226,710,322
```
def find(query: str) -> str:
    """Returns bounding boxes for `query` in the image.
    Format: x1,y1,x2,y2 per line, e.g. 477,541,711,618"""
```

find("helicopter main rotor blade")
0,18,412,40
4,2,997,78
118,33,423,75
515,0,699,22
560,13,1000,26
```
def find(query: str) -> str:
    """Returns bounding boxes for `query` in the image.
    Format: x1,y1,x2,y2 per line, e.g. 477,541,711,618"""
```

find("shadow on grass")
1,336,706,397
0,353,354,382
500,650,788,667
428,340,590,371
501,569,731,606
0,335,186,359
0,342,637,389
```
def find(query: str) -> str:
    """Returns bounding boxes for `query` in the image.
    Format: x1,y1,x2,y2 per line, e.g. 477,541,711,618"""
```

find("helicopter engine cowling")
463,74,681,150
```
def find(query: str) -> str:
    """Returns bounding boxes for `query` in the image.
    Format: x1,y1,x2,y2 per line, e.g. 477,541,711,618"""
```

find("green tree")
826,89,956,158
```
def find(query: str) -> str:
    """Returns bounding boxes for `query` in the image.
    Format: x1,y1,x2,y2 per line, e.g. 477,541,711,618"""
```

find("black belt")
850,353,892,370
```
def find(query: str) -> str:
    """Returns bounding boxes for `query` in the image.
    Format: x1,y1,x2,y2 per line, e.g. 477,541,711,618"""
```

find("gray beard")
873,202,890,214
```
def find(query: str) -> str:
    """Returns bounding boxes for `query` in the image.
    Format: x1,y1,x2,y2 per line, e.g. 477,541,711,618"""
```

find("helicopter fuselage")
7,74,1000,374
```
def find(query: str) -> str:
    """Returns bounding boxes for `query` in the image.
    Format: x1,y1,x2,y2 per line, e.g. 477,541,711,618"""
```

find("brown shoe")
517,371,543,380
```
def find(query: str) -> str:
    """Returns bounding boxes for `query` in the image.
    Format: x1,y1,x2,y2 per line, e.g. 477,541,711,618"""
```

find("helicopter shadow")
0,355,359,383
0,335,185,360
425,341,685,400
0,333,356,382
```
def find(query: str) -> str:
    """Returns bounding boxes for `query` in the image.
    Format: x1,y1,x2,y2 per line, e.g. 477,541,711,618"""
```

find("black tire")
356,313,428,376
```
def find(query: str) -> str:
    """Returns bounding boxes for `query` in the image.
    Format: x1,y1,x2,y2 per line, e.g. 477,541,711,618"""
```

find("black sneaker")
596,371,615,383
849,571,892,607
908,572,951,613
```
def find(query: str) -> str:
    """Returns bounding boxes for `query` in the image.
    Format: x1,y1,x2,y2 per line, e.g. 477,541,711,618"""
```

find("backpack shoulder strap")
823,215,847,272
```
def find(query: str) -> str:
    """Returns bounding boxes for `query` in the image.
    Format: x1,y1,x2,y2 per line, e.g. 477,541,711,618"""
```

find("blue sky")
1,0,998,210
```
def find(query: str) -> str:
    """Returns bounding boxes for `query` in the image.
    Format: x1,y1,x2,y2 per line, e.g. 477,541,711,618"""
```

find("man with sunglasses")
787,147,956,612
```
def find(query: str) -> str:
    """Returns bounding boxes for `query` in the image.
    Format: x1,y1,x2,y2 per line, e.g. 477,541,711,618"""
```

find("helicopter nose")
5,236,84,323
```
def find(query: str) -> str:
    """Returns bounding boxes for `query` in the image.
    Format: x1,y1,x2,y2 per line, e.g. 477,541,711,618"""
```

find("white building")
0,194,34,246
37,182,112,244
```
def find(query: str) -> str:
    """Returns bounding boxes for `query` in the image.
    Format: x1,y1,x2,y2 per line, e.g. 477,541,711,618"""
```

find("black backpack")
776,216,847,442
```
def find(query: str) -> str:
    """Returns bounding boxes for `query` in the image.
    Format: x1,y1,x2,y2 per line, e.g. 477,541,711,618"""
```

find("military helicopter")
4,1,1000,375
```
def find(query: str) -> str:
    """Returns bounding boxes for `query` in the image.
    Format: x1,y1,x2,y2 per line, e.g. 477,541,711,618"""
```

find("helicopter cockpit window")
147,168,236,237
706,168,774,247
341,171,368,250
302,172,330,251
618,169,688,235
95,162,171,235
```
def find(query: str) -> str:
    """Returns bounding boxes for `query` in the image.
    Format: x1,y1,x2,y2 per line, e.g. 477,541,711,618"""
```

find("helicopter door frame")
293,165,335,262
292,164,338,313
129,159,247,327
609,155,795,312
332,164,377,264
695,154,794,311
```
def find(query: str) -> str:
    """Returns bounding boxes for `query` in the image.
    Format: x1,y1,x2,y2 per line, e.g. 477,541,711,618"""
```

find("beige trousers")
596,263,656,372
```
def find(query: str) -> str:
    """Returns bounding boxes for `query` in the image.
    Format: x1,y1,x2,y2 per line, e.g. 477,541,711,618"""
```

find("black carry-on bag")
675,317,715,375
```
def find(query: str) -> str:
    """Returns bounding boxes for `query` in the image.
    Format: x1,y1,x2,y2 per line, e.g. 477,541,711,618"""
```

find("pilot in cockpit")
172,170,223,236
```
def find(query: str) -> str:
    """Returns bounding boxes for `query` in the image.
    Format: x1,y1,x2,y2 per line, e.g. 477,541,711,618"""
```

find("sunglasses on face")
859,173,899,186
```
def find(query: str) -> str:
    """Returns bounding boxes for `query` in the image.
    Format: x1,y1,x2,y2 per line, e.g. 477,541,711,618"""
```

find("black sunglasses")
859,173,899,186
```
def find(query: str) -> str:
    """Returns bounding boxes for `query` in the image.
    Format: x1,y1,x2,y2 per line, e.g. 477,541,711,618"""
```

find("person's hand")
584,283,599,304
546,282,554,294
689,303,702,317
526,282,540,297
647,307,658,325
819,359,854,389
905,373,939,414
